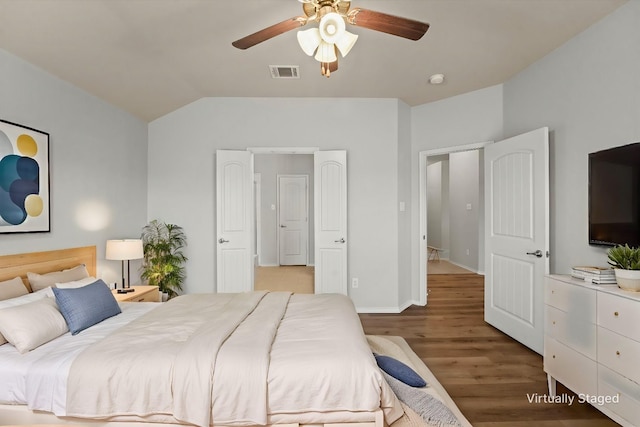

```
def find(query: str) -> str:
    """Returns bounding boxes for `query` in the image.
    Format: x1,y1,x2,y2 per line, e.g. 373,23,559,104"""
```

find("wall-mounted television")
589,142,640,247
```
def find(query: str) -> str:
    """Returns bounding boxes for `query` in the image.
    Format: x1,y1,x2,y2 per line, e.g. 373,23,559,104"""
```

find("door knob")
218,238,229,244
526,250,543,258
334,238,345,243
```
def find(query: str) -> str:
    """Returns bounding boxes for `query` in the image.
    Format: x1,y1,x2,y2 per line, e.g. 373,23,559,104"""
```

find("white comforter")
1,292,402,427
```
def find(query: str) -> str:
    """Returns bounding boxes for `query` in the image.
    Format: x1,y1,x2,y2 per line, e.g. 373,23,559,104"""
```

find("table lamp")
106,239,144,292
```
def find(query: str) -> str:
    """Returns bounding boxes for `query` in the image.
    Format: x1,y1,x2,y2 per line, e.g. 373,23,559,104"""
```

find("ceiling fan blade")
232,17,307,50
347,8,429,41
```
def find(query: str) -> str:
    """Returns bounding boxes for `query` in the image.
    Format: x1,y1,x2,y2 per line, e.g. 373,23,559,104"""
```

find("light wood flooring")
359,274,618,427
427,260,475,275
254,266,314,293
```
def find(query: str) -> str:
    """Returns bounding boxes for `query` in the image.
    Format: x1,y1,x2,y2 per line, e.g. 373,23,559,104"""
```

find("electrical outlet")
466,249,470,255
351,278,359,288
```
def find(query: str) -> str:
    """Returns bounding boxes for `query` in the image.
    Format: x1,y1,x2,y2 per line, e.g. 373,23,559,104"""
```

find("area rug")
366,335,472,427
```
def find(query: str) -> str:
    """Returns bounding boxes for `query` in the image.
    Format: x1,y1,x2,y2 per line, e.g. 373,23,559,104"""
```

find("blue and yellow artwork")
0,120,49,233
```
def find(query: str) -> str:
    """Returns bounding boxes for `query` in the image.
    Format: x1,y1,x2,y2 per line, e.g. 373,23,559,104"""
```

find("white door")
278,175,308,266
314,151,347,294
216,150,254,292
484,127,549,354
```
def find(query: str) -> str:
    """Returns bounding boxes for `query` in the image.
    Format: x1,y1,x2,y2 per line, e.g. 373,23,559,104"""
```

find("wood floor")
254,266,314,294
359,274,619,427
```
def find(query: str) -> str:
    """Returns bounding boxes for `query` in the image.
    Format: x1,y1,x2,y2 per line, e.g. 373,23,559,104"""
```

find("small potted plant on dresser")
141,220,187,301
607,244,640,291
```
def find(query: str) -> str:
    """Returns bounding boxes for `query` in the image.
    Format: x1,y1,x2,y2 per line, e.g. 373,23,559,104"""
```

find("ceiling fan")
232,0,429,77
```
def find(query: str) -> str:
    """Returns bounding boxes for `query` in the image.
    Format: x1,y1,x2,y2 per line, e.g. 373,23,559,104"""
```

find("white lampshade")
297,28,322,56
335,30,358,57
314,41,337,63
106,239,143,261
318,12,346,44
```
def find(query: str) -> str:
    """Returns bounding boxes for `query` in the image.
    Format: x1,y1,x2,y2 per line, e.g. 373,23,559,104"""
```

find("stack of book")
570,266,617,284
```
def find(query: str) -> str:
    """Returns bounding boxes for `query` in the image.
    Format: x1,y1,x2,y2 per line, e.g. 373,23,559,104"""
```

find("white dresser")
544,275,640,427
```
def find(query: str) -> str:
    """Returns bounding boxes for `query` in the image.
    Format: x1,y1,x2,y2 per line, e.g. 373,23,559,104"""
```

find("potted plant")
141,220,187,300
607,244,640,291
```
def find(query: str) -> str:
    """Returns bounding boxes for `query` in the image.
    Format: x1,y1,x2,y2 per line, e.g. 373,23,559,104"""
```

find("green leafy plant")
140,220,187,298
607,244,640,270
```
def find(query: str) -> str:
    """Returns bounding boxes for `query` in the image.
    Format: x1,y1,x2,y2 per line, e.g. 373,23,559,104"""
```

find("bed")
0,246,470,427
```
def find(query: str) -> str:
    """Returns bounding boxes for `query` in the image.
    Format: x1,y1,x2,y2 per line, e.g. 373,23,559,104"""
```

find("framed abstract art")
0,119,50,233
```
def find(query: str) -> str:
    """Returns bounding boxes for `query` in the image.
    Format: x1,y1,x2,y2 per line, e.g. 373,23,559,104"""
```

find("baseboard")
257,263,279,267
448,259,479,274
356,299,421,314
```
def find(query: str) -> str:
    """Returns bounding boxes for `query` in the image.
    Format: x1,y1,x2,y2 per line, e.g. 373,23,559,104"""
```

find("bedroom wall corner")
0,48,148,285
502,0,640,274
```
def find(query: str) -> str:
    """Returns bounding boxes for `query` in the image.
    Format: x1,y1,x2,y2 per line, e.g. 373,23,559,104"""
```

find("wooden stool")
427,246,443,262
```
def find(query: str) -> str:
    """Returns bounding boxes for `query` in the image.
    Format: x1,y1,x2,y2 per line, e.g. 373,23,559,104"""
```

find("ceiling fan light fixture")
335,30,358,57
297,28,322,56
318,12,346,44
314,41,337,63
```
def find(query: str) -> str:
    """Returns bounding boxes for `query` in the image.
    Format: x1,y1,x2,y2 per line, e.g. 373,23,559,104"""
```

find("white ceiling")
0,0,627,122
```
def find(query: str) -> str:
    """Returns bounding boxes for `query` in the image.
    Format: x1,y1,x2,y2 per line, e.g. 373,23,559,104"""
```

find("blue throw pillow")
375,354,427,387
53,279,121,335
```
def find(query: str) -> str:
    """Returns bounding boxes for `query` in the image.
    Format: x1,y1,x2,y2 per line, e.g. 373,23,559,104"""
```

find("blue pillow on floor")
375,354,427,387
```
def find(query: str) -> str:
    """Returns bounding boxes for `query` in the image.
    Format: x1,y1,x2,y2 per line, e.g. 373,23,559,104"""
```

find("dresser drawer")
597,326,640,385
597,291,640,341
598,365,640,427
544,336,597,396
545,277,596,321
545,305,596,359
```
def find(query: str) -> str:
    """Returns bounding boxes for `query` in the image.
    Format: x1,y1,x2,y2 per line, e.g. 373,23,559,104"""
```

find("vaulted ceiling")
0,0,627,121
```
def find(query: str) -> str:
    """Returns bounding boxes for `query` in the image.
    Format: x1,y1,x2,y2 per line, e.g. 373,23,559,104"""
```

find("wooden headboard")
0,246,96,292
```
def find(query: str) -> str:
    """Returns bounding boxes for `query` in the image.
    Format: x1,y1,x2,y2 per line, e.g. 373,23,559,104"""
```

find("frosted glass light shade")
314,41,337,63
297,28,322,56
318,12,346,44
106,239,143,261
335,31,358,57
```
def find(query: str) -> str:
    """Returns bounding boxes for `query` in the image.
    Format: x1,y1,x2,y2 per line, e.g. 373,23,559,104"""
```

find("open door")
314,151,347,294
216,150,254,292
484,127,549,354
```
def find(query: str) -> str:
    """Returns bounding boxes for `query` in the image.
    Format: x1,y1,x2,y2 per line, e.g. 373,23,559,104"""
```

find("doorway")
253,154,315,293
419,142,489,305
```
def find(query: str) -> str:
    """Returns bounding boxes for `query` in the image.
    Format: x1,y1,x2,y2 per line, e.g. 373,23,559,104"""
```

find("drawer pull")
552,355,556,359
614,311,619,317
616,351,620,356
552,321,556,325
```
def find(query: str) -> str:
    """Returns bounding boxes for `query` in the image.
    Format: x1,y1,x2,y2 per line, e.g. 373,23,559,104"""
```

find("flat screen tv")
589,142,640,247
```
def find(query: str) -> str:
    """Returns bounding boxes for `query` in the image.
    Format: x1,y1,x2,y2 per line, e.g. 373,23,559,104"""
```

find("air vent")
269,65,300,79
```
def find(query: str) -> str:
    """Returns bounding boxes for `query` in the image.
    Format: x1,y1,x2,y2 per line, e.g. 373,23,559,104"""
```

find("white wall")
397,101,413,307
410,85,504,301
449,150,480,271
148,97,402,311
426,161,443,248
254,154,314,266
503,0,640,274
0,49,148,284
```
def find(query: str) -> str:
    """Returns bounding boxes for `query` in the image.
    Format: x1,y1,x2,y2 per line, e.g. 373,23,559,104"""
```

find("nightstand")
111,285,159,303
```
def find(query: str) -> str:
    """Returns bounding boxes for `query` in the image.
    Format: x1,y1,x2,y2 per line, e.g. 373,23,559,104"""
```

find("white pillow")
55,276,98,289
0,277,28,301
0,288,52,345
0,297,68,353
27,264,90,292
